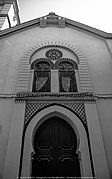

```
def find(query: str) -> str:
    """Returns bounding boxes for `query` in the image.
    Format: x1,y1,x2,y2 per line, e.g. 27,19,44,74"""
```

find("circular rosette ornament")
46,49,63,61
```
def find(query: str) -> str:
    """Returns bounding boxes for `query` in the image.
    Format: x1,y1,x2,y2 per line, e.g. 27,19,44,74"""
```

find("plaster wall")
0,100,14,178
0,25,112,177
0,26,112,94
106,39,112,55
96,100,112,178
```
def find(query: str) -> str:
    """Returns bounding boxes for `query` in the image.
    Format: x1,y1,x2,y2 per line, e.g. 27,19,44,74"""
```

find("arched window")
57,60,78,92
32,60,51,92
31,50,79,93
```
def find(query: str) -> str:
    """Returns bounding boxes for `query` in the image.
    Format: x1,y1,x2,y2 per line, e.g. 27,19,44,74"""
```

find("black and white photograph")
0,0,112,178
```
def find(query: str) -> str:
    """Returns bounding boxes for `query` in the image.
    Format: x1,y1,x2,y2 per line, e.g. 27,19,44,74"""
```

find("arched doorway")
31,116,81,177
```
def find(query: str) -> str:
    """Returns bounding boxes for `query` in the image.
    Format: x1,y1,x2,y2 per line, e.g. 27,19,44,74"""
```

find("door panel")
59,122,72,148
31,116,81,177
38,123,51,148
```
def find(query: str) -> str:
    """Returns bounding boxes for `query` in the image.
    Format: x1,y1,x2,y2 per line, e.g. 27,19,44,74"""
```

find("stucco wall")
96,99,112,177
0,26,112,93
0,100,14,178
0,25,112,178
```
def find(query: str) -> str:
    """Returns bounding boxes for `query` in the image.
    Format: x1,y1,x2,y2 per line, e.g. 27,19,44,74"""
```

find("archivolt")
16,41,93,92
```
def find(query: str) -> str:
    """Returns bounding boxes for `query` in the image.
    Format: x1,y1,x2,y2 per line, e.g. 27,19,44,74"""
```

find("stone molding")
16,41,93,93
15,92,96,103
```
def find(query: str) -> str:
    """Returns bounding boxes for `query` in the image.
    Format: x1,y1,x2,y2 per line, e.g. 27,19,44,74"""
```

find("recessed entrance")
31,116,81,177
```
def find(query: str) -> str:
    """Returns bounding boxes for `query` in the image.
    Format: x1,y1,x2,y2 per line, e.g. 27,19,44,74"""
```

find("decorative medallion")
46,49,63,61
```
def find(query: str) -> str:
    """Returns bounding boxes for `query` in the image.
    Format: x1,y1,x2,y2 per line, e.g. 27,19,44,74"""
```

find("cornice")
0,18,40,38
66,19,112,39
0,13,112,39
15,92,96,103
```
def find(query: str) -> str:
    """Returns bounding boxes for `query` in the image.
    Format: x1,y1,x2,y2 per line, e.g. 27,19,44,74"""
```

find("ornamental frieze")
15,92,96,103
24,101,87,127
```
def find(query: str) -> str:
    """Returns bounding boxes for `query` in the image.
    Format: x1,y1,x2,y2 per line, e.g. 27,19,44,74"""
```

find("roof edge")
65,18,112,39
0,13,112,39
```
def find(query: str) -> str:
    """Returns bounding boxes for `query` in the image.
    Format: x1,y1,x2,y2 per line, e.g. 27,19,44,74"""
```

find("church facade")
0,11,112,179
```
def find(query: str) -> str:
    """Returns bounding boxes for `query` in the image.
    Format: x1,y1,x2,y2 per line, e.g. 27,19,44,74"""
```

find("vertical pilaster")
28,69,34,91
3,102,25,179
51,69,59,92
75,70,81,92
85,103,110,179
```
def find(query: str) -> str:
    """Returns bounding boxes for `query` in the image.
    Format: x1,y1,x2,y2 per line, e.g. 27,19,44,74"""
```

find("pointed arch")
20,105,92,178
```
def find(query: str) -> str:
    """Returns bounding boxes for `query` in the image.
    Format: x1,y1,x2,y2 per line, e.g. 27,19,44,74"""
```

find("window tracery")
34,61,50,70
31,58,54,70
58,61,74,71
31,49,78,93
32,61,51,92
55,58,78,70
58,61,78,92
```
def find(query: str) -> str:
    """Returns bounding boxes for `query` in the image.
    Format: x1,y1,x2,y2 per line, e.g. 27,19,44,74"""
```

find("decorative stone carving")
31,58,54,69
40,12,65,28
16,42,93,93
15,92,96,128
58,61,74,70
24,101,87,126
55,58,78,69
34,61,50,70
15,92,96,103
46,49,63,62
16,91,93,97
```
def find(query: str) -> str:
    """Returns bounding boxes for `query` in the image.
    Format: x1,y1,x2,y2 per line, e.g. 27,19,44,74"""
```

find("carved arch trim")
31,58,54,69
55,58,78,70
16,41,93,92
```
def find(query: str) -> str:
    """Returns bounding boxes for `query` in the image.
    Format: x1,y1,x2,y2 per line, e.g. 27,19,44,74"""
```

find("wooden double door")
31,116,81,177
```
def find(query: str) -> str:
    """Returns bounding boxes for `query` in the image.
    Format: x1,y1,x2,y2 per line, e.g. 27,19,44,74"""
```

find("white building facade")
0,12,112,179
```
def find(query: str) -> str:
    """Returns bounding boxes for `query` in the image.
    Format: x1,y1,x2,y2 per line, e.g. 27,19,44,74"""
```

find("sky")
18,0,112,33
